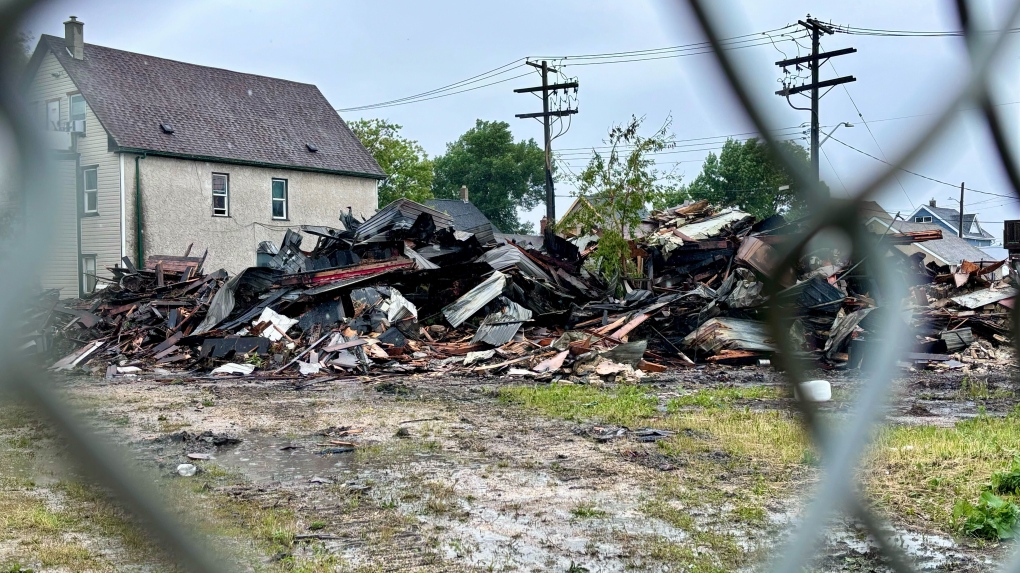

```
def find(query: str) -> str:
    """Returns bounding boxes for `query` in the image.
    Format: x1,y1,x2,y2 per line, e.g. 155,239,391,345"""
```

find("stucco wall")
122,155,378,274
27,50,122,291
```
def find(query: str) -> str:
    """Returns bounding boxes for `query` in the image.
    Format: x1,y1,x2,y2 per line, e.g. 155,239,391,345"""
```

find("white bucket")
795,379,831,402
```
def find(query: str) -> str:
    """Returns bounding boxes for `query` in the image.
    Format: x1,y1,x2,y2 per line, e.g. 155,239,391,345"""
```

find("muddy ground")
1,365,1017,572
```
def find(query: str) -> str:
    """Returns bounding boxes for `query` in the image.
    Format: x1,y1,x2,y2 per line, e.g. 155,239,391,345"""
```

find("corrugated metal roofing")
442,271,507,328
950,286,1019,309
471,297,533,346
354,199,455,241
675,208,752,240
476,245,551,282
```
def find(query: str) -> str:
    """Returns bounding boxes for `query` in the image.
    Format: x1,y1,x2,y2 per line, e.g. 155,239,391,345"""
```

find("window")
70,94,86,134
81,255,97,295
46,99,60,130
82,167,98,214
272,178,288,219
212,173,229,216
914,216,932,223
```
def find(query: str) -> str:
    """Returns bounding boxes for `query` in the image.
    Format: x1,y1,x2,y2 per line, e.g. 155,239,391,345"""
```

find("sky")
15,0,1020,248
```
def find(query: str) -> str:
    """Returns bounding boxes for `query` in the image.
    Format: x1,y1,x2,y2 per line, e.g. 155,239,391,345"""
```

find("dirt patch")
1,366,1017,571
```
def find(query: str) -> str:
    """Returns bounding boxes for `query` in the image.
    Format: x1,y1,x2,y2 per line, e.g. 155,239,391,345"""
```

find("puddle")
209,433,355,484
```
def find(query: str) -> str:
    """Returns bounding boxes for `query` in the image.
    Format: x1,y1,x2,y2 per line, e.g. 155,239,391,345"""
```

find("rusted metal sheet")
276,258,414,287
735,236,795,287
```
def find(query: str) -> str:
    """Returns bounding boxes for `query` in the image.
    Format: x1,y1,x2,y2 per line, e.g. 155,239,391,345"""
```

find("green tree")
562,116,678,284
432,120,545,234
349,119,434,207
685,138,813,219
3,30,33,73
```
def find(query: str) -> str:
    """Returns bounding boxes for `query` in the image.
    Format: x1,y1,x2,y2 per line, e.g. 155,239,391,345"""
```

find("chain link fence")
0,0,1018,571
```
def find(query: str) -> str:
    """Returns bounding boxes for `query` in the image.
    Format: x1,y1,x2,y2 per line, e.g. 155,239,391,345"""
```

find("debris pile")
39,198,1016,379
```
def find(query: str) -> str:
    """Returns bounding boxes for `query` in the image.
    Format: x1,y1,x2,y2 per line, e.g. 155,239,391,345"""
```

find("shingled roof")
424,199,501,233
917,204,994,240
29,35,384,179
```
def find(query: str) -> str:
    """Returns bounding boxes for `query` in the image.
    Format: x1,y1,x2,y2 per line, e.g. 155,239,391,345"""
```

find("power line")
825,54,914,208
531,24,799,60
828,135,1018,200
820,146,850,197
832,24,1020,37
336,26,804,111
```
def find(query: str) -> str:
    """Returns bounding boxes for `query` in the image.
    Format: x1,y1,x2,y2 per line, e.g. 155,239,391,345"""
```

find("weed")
308,521,326,531
991,457,1020,495
732,503,766,524
244,353,265,368
570,501,608,519
6,435,31,449
954,491,1020,540
201,398,215,407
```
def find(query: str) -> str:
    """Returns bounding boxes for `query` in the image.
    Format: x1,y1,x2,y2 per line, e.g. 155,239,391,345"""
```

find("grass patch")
639,537,729,573
499,383,656,426
658,408,810,469
865,410,1020,533
667,386,782,410
958,377,1013,401
570,501,608,519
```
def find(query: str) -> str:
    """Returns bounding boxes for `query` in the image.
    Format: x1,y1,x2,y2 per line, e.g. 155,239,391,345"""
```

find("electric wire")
829,135,1018,200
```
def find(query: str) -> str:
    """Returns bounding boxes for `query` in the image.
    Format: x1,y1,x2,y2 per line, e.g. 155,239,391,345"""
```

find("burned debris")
38,198,1016,380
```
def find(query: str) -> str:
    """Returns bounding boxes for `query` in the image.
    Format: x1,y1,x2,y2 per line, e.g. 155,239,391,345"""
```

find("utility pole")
515,61,578,230
959,182,965,238
775,17,856,186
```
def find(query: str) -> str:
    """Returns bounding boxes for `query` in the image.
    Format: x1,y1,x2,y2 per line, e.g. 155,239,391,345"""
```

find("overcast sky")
17,1,1020,247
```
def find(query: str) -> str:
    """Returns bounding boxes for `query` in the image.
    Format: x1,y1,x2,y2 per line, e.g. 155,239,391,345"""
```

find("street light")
819,122,854,147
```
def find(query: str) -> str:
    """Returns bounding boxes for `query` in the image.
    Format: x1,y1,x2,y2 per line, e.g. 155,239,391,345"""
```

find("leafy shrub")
991,457,1020,495
954,491,1020,540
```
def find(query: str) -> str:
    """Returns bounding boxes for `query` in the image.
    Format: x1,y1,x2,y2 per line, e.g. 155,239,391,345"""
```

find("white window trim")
914,216,932,223
212,173,230,217
271,178,288,220
69,94,87,135
46,99,61,131
81,255,97,295
83,167,98,214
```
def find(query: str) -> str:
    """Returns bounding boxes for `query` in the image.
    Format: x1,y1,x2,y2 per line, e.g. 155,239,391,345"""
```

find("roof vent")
306,143,318,152
159,123,174,134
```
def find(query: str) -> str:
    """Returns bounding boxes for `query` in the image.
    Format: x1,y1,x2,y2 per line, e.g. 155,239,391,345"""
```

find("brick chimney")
540,216,548,234
64,16,84,60
929,198,937,208
459,185,469,203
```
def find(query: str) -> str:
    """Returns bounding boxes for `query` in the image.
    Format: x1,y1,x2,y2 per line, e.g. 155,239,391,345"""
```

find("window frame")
69,93,86,135
212,173,230,217
914,216,932,223
46,98,61,131
271,178,288,220
81,254,97,295
82,166,98,215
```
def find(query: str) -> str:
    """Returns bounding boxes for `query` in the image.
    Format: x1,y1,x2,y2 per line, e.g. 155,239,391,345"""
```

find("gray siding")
39,157,80,296
28,51,121,294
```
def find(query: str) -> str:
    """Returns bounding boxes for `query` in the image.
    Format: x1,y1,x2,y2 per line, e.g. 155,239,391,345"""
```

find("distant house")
865,218,1004,279
24,17,384,297
906,199,994,248
425,186,502,245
